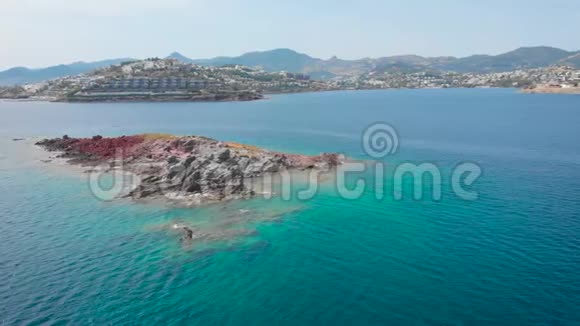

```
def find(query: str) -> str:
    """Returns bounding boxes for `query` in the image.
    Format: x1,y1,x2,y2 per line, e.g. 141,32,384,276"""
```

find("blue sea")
1,89,579,325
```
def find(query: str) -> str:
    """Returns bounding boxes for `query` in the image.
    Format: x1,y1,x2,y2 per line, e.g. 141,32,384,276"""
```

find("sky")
1,0,579,69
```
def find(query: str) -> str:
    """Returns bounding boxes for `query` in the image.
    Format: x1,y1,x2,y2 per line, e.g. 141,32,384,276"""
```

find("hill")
559,52,580,67
2,47,578,85
435,46,575,73
0,58,133,86
169,46,579,78
186,48,323,73
0,58,336,102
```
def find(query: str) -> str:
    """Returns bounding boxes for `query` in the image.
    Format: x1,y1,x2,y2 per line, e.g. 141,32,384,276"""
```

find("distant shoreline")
5,86,577,104
0,87,529,104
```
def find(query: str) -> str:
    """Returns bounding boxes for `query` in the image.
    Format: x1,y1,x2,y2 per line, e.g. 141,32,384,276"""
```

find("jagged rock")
216,148,231,162
183,155,196,166
237,157,250,170
167,163,186,179
183,140,196,152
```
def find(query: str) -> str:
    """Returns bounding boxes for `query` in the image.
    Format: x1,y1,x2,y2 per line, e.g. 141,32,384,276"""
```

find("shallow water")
1,89,580,325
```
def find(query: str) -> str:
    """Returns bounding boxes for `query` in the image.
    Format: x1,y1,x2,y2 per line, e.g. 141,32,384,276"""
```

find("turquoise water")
1,89,580,324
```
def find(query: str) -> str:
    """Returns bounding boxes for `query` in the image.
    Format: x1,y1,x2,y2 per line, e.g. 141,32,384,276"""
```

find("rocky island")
36,134,344,205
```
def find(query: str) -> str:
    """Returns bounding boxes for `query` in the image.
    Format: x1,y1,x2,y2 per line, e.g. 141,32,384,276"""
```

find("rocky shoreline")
62,90,263,103
521,86,580,94
36,134,344,205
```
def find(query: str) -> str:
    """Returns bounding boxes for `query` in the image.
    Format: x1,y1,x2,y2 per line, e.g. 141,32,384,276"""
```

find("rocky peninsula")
0,59,333,103
36,134,344,205
521,85,580,94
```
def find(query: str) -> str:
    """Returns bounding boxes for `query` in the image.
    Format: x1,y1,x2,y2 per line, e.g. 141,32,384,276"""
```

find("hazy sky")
1,0,579,69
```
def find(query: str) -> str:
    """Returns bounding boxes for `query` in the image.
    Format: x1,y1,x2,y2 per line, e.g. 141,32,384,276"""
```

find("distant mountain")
0,58,133,86
435,46,575,73
171,47,579,78
171,50,446,77
188,48,323,73
559,52,580,67
166,52,195,63
2,46,579,85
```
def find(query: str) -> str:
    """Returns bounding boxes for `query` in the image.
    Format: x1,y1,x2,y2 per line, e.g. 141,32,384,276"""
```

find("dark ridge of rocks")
63,90,263,103
36,134,345,204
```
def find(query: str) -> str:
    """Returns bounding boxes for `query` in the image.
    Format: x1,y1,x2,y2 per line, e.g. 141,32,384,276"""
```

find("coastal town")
0,59,338,102
1,58,579,102
339,65,580,91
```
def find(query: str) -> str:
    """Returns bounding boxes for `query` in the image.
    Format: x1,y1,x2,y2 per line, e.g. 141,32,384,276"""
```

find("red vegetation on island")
37,134,146,160
36,134,345,203
37,134,345,169
70,135,145,159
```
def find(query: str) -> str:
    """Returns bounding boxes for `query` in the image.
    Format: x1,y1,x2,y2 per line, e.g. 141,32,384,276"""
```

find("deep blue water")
1,89,579,325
